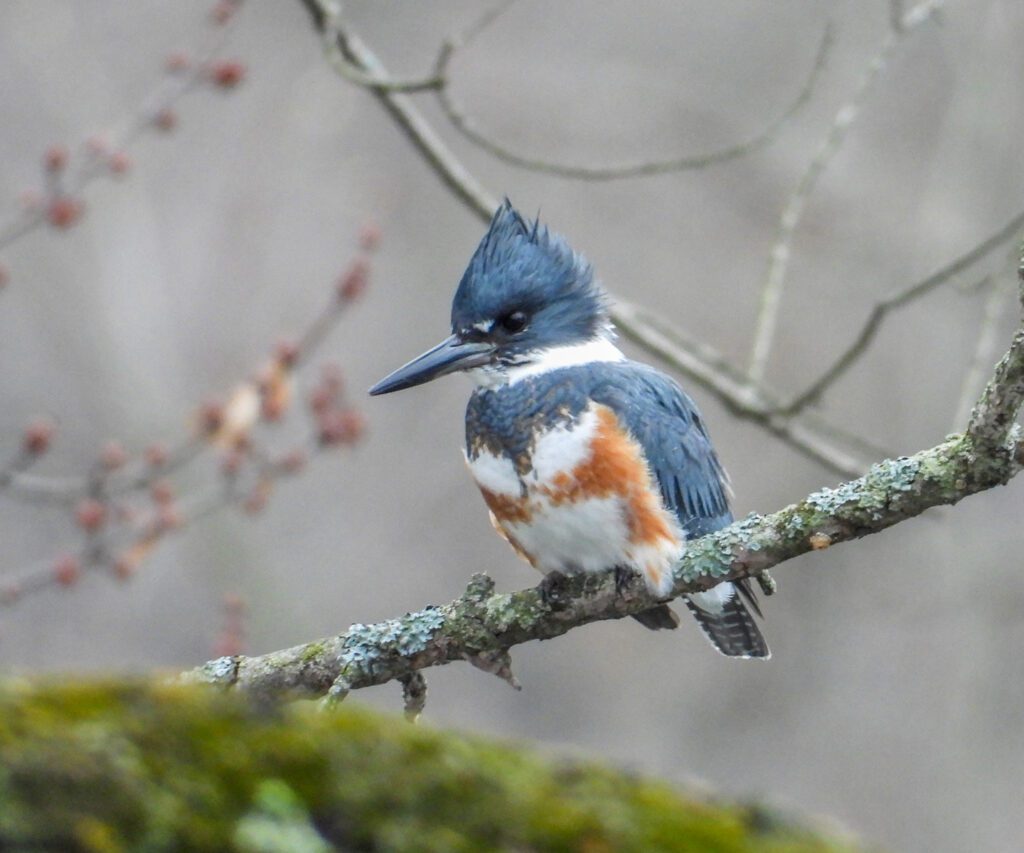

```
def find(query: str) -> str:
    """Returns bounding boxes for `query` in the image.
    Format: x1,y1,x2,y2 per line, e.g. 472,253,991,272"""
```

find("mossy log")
0,682,864,852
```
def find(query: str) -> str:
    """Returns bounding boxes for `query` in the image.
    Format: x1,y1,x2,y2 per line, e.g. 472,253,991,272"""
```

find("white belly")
466,405,684,597
505,493,633,574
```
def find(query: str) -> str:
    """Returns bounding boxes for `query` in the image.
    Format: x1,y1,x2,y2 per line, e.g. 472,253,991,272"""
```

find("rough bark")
185,430,1022,703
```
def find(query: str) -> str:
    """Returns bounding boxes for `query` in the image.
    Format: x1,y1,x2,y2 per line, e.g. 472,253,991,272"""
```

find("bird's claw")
614,565,640,596
539,570,570,611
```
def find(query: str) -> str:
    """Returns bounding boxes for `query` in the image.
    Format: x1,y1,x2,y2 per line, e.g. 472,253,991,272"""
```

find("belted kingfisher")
370,200,769,658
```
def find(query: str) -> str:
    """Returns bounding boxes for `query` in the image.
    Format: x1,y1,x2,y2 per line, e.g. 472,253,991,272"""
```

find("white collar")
468,333,625,389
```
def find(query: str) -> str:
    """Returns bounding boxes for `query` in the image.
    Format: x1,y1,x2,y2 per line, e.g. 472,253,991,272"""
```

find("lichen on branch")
188,250,1024,703
187,427,1023,705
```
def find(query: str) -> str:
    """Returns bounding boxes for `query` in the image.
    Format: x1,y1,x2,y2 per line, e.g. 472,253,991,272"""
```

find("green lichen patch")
677,514,765,586
299,639,331,665
338,606,447,677
804,481,862,516
483,591,545,633
0,681,866,852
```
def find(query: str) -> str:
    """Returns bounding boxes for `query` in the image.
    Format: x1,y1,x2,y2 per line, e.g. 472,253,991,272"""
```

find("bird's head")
369,199,613,395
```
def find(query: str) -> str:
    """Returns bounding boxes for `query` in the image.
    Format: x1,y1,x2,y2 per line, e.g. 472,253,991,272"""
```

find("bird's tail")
684,580,770,658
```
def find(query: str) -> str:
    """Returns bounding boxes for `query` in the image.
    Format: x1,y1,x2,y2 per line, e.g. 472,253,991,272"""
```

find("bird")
369,200,769,658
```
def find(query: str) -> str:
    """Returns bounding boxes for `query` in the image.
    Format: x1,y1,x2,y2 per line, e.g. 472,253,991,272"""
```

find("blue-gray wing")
590,362,769,658
589,363,731,538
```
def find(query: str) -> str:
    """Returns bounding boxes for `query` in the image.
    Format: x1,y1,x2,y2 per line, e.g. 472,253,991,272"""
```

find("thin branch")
966,251,1024,448
318,3,442,93
107,438,206,498
0,253,371,606
952,262,1017,429
432,11,832,180
0,431,329,607
0,252,365,509
612,298,877,477
188,423,1024,701
779,210,1024,416
747,0,943,382
304,0,496,219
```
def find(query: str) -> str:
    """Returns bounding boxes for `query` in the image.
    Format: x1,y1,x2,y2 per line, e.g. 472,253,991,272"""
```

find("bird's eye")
497,310,529,334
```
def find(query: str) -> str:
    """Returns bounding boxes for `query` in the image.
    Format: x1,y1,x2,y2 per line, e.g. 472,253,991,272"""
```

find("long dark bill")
368,335,494,396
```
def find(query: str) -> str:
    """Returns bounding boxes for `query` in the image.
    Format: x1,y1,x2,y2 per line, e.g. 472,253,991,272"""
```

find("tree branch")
302,0,496,219
187,428,1022,701
0,6,244,256
0,248,372,608
779,211,1024,416
188,375,1024,703
966,250,1024,448
431,8,833,180
747,0,943,382
612,297,884,476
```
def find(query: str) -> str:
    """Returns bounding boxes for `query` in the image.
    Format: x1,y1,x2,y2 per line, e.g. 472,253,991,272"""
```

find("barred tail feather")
685,581,770,659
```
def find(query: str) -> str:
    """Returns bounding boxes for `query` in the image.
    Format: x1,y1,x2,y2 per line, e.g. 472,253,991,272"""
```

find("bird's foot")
614,565,641,596
538,570,570,611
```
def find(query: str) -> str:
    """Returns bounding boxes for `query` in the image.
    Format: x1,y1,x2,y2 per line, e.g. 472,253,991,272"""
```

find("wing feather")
590,364,731,537
590,362,769,657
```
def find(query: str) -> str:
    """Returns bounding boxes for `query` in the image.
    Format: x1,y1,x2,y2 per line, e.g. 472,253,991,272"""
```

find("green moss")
234,780,331,853
0,682,867,852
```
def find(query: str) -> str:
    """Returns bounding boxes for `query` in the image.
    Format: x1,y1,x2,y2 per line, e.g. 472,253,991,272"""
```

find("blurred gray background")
2,1,1023,850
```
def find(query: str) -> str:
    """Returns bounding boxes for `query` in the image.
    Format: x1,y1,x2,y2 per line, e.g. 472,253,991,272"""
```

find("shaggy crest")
450,199,610,350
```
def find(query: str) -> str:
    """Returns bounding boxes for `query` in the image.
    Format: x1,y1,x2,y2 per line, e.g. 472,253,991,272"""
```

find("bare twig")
747,0,943,382
779,210,1024,416
0,430,328,607
318,3,442,93
612,298,877,476
432,9,832,180
952,256,1018,429
304,0,495,218
966,251,1024,448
